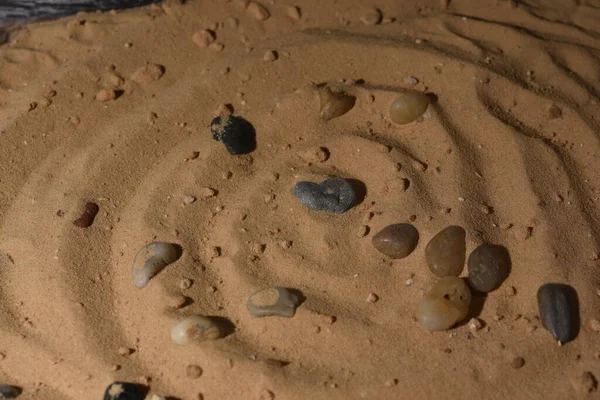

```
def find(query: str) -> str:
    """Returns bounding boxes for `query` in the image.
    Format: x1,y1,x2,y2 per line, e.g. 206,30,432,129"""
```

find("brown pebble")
299,146,329,163
199,187,217,199
247,2,270,20
366,293,379,303
319,86,355,120
547,104,562,119
95,89,116,102
589,318,600,332
263,50,278,61
286,5,301,20
251,242,265,254
214,103,233,117
167,295,187,309
360,7,382,25
511,356,525,369
425,226,466,277
180,278,193,290
73,202,100,228
192,30,216,48
357,225,369,238
118,347,132,356
514,226,532,241
183,195,197,205
131,64,164,85
189,151,200,160
186,365,203,379
209,43,225,52
372,223,419,259
384,378,398,387
40,98,52,107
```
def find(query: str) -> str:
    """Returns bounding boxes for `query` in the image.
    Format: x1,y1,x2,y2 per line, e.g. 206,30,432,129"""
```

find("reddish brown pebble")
186,365,203,379
73,202,100,228
511,356,525,369
96,89,116,102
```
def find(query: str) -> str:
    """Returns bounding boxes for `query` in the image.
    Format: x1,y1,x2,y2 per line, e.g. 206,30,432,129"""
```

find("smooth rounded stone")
293,177,356,214
416,276,472,331
0,385,22,399
537,283,579,344
103,382,146,400
389,92,430,124
247,287,299,318
171,315,222,345
467,243,510,292
425,226,466,277
210,115,255,155
318,86,356,120
371,223,419,259
132,242,178,288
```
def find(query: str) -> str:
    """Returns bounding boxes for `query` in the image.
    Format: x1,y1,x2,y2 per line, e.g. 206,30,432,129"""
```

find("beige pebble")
96,89,116,102
180,278,193,290
263,50,278,61
209,43,225,52
286,5,301,20
69,116,80,126
468,318,483,332
44,89,57,99
299,146,329,163
366,293,379,303
131,64,164,84
192,30,216,48
167,295,187,309
251,242,265,254
40,98,52,107
357,225,369,237
183,195,197,205
589,318,600,332
280,240,292,249
186,365,203,379
247,2,270,20
199,187,217,199
384,378,398,387
403,76,419,85
117,346,132,356
360,7,382,25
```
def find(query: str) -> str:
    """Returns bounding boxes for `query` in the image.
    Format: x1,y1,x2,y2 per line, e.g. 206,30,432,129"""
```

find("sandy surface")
1,0,600,399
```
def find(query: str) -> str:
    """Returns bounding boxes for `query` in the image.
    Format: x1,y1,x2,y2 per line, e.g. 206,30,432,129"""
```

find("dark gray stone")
294,177,356,214
0,385,22,399
210,115,255,155
103,382,146,400
537,283,579,344
467,243,510,292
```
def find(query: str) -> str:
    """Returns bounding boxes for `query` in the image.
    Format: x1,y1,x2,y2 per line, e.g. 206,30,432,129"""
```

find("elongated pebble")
389,92,430,124
0,385,21,399
247,287,299,318
416,276,471,331
103,382,145,400
467,243,510,292
132,242,178,288
171,315,222,345
425,226,466,277
537,283,579,344
372,223,419,259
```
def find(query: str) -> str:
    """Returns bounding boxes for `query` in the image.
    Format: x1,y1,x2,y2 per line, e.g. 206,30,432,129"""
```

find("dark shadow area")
171,243,184,261
458,291,488,328
347,178,367,207
287,288,306,308
0,385,22,398
262,358,291,368
114,89,125,100
211,316,236,338
425,92,439,103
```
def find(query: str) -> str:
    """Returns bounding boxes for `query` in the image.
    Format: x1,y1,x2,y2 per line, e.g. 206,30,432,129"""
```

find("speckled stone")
372,223,419,259
210,115,255,155
294,177,356,214
247,287,299,318
416,276,472,331
538,283,579,344
0,385,21,399
425,226,466,277
389,92,430,124
103,382,146,400
467,243,510,292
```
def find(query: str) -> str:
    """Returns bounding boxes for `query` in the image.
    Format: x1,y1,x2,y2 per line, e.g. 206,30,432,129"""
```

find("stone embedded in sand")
360,7,382,25
293,177,356,214
537,283,579,344
192,29,216,48
171,315,222,345
186,365,203,379
247,287,299,318
0,385,22,399
263,50,278,61
247,1,270,20
425,226,466,277
103,382,146,400
389,92,431,124
73,202,100,228
132,242,179,288
467,243,510,292
318,87,356,121
298,146,329,163
416,276,472,331
286,5,301,20
100,72,124,89
96,89,117,102
131,64,164,85
372,223,419,259
210,115,255,155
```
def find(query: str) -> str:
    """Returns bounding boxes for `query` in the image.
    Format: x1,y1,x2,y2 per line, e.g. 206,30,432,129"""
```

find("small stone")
247,287,299,318
103,382,146,400
0,385,22,399
467,243,511,292
167,295,187,309
403,76,419,85
299,146,329,163
511,356,525,369
73,202,100,228
210,115,255,155
40,98,52,107
132,242,179,289
416,276,471,331
247,2,270,20
318,86,356,120
572,372,597,394
180,278,193,290
44,89,57,99
357,225,369,238
507,286,517,296
263,50,278,61
183,195,197,205
537,283,579,344
250,242,265,254
389,92,431,124
514,226,532,241
547,104,562,119
100,72,124,89
118,346,132,356
192,30,216,48
286,5,301,20
589,318,600,332
468,318,483,332
293,177,356,214
198,187,216,199
209,43,224,52
425,226,466,277
171,315,222,344
360,7,382,25
384,378,398,387
372,223,419,259
366,293,379,303
186,365,203,379
131,64,164,85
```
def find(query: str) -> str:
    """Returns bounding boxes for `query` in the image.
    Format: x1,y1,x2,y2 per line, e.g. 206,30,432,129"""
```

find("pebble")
318,87,356,120
511,356,525,369
167,294,187,309
192,30,215,48
0,385,21,399
298,146,329,163
132,242,179,288
366,293,379,303
171,315,222,344
183,195,197,205
198,187,216,199
468,318,483,332
247,2,270,20
389,92,431,124
131,64,164,85
286,5,301,20
103,382,146,400
247,287,299,318
96,89,116,102
73,202,100,228
425,226,466,277
360,7,382,25
589,318,600,332
547,104,562,119
416,276,472,331
371,223,419,259
537,283,579,344
403,76,419,85
356,225,369,237
467,243,510,292
210,115,255,155
293,177,356,214
263,50,278,61
186,365,203,379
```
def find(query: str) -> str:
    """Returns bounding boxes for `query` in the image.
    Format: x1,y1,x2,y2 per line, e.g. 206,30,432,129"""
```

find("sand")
0,0,599,398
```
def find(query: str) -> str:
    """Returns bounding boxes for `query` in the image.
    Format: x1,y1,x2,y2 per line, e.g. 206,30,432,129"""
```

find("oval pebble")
132,242,179,288
103,382,146,400
537,283,579,344
247,287,299,318
416,276,472,331
372,223,419,259
467,243,510,292
171,315,222,345
0,385,22,399
319,86,356,120
210,115,255,155
389,92,430,124
294,177,356,214
425,226,466,277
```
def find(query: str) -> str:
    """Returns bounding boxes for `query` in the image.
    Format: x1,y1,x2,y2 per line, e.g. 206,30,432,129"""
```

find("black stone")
537,283,579,344
294,177,356,214
210,115,255,155
467,243,510,293
103,382,147,400
0,385,22,399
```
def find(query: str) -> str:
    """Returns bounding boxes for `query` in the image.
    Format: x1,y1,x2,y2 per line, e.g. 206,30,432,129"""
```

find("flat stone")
103,382,146,400
210,115,255,155
389,92,430,124
171,315,222,345
0,385,21,399
247,287,299,317
416,276,472,331
319,87,356,120
467,243,510,292
132,242,179,288
372,223,419,259
538,283,579,344
294,177,356,214
425,226,466,277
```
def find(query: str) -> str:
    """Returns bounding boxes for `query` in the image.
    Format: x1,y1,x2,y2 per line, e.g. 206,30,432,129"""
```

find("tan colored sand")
0,0,600,398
